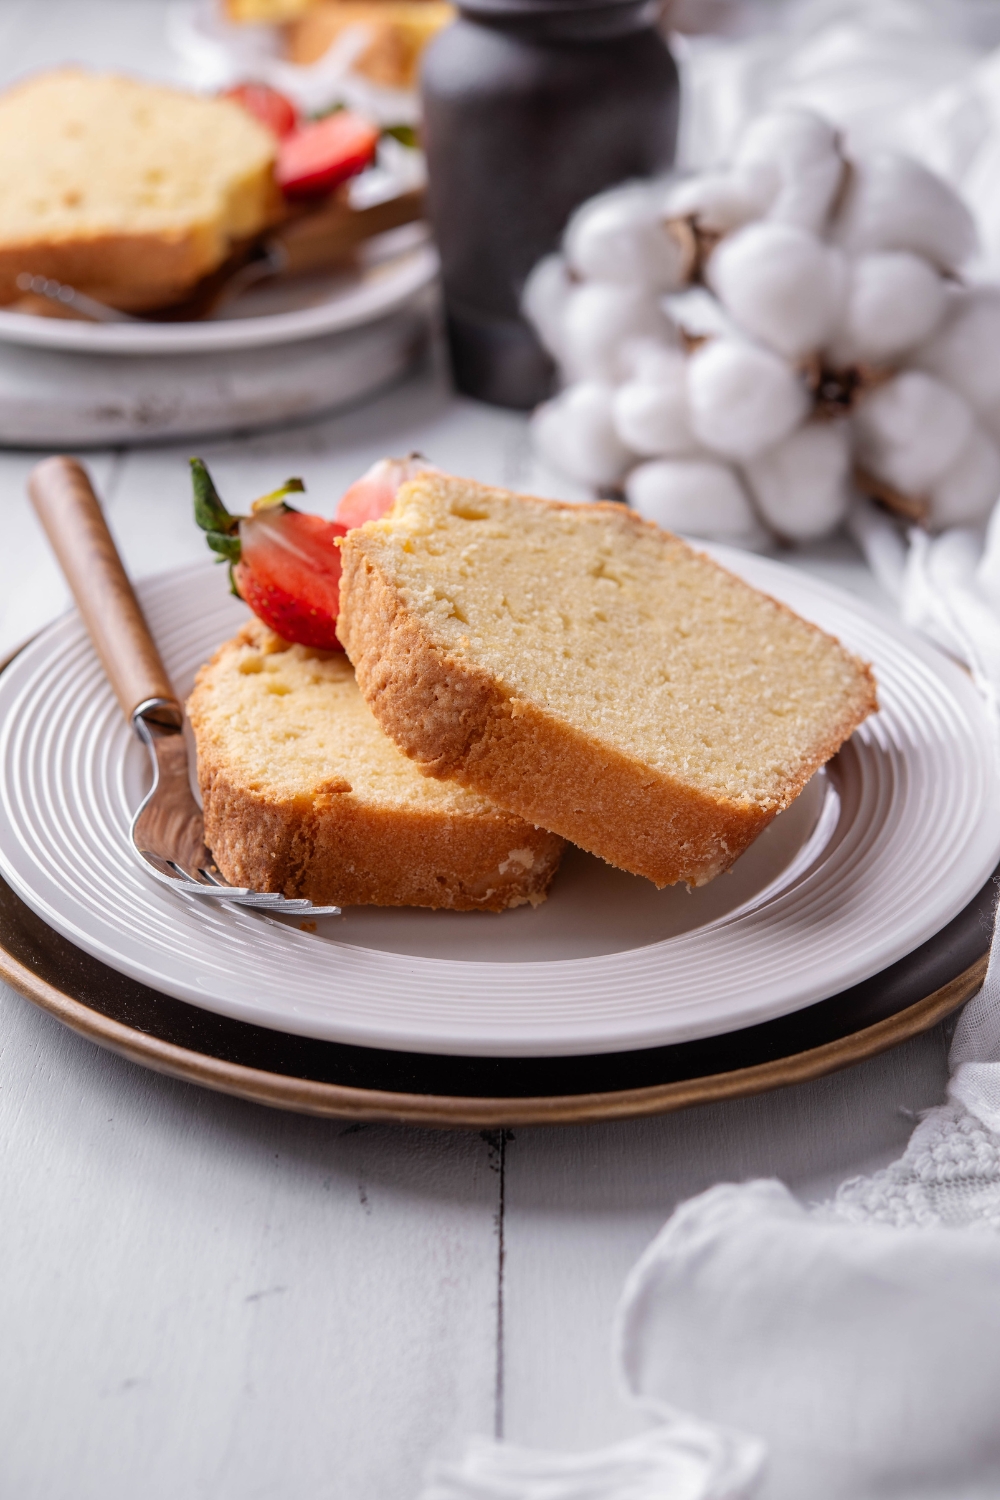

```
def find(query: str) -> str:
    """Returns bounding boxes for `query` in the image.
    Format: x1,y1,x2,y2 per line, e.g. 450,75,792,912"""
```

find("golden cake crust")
187,621,564,911
337,478,878,888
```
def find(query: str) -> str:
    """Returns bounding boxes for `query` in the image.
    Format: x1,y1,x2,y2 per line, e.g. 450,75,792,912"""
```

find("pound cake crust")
187,621,563,911
338,476,878,888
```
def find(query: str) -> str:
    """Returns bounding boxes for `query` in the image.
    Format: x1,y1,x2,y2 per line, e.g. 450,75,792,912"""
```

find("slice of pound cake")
0,70,282,310
187,621,564,910
337,475,877,888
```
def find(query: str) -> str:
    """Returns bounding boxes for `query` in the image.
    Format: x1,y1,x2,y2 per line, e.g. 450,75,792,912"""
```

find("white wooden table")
0,6,958,1496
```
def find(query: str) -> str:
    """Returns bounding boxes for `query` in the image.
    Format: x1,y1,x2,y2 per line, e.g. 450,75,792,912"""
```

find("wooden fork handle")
28,456,181,726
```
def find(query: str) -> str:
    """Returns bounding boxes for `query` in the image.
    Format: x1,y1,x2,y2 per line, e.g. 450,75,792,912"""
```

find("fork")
14,189,426,325
27,457,340,917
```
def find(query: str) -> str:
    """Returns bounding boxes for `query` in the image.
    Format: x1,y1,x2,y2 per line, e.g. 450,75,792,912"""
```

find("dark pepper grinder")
420,0,679,409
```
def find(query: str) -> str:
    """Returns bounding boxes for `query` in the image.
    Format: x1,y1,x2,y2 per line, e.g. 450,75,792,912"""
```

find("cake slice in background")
0,69,283,311
286,3,454,90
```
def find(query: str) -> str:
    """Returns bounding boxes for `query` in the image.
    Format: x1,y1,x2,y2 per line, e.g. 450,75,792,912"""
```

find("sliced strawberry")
222,82,298,139
238,508,348,651
191,459,347,650
277,111,379,198
190,455,437,650
335,454,437,529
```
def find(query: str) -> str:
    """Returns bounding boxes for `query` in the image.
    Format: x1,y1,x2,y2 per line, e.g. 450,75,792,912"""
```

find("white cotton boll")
832,151,977,274
665,286,740,343
661,169,766,235
530,382,633,487
707,223,846,359
733,107,845,234
743,421,851,541
688,339,810,461
928,426,1000,529
613,362,700,459
829,252,947,366
564,185,689,293
521,253,572,362
854,370,974,496
912,288,1000,437
560,283,674,383
626,459,767,546
618,337,685,383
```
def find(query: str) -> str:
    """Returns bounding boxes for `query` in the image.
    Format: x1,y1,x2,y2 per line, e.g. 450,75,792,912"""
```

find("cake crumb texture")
187,621,564,911
338,475,878,887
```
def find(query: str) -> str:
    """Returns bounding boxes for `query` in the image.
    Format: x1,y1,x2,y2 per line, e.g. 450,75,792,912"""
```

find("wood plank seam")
494,1128,508,1440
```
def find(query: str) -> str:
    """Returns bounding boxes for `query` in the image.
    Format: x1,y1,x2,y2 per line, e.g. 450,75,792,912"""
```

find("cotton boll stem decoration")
524,102,988,544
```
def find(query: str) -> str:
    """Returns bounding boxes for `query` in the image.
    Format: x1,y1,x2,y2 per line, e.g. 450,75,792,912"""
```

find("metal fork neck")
132,697,184,734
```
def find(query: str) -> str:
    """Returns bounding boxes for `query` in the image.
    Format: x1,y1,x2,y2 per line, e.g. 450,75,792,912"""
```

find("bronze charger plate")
0,864,991,1127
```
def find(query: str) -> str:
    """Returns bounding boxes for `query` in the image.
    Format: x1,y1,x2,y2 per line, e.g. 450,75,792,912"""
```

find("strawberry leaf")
251,477,306,514
383,123,418,149
191,458,239,536
204,530,242,563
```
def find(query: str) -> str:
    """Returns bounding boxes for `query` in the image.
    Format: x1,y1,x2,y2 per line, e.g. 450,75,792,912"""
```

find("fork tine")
137,850,341,916
187,864,334,913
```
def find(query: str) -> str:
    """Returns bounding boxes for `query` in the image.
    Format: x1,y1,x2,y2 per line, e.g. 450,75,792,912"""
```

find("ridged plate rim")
1,550,998,1058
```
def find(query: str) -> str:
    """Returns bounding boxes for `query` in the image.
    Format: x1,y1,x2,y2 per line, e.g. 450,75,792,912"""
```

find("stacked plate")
0,233,439,447
2,547,997,1112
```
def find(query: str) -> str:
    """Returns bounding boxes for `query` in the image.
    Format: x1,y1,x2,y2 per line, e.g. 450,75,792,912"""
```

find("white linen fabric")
422,959,1000,1500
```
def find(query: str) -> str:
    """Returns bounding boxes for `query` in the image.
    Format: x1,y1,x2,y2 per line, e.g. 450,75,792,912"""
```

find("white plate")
0,236,438,356
2,553,999,1057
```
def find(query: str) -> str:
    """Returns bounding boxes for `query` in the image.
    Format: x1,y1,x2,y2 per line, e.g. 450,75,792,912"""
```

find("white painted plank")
0,983,500,1499
0,450,119,660
499,1027,951,1452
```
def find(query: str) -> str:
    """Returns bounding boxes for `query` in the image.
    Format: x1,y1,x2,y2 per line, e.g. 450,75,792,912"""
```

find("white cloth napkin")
418,512,1000,1497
